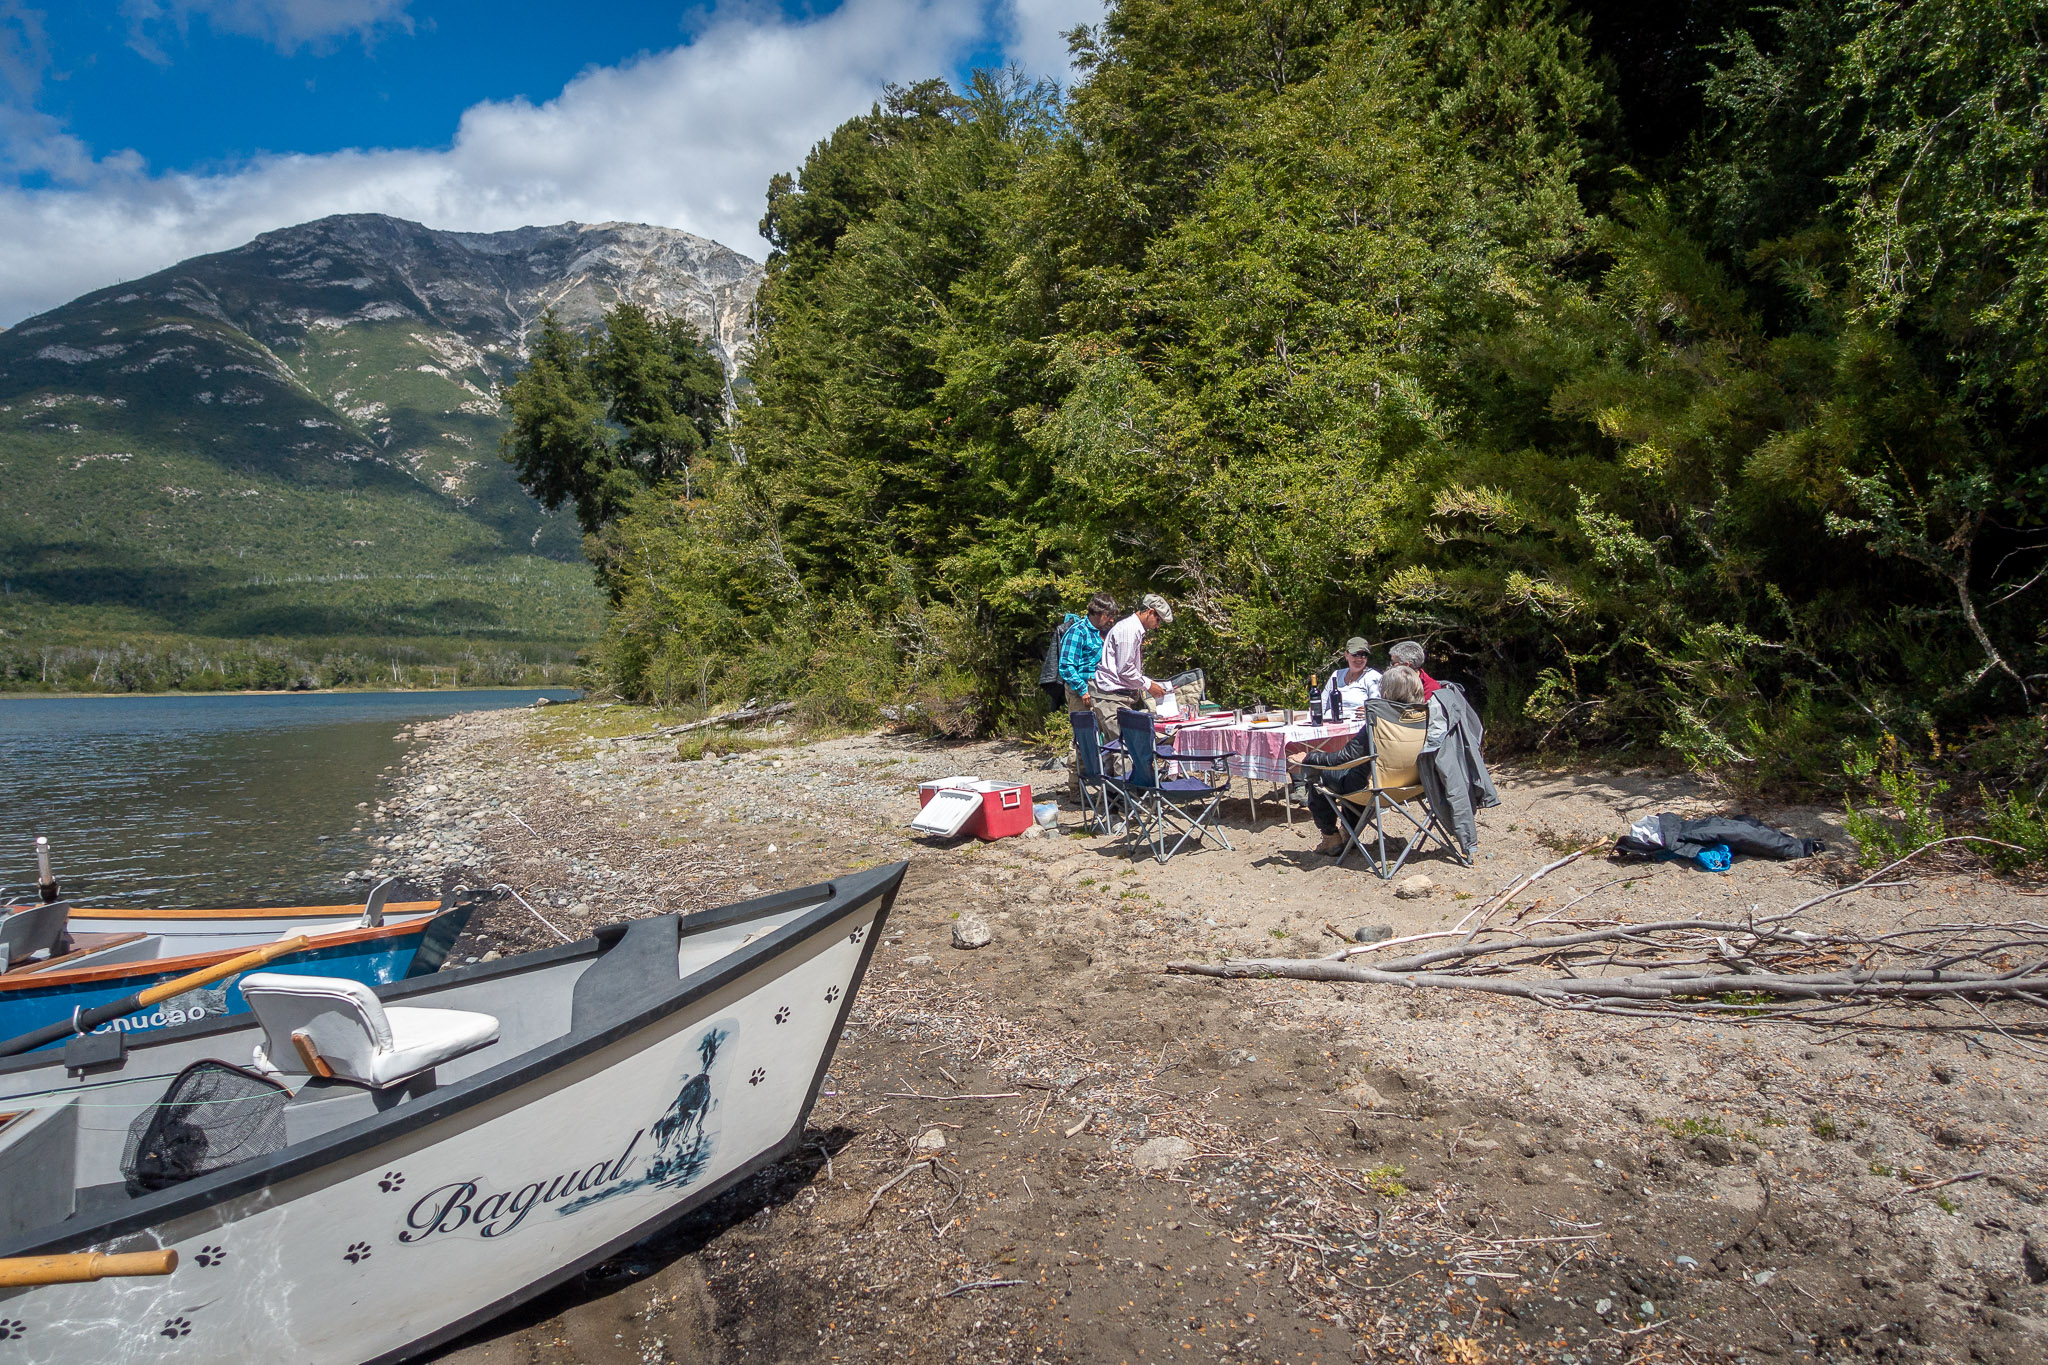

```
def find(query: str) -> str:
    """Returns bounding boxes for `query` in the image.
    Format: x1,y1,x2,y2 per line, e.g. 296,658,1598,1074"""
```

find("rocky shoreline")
357,703,2046,1365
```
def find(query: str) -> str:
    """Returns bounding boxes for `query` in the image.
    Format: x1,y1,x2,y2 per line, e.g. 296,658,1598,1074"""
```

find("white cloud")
0,1,52,104
1000,0,1101,81
0,0,1023,326
122,0,415,57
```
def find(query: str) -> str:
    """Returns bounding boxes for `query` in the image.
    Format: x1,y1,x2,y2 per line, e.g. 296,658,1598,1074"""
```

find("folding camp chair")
1070,710,1128,835
1323,702,1466,879
1116,709,1234,864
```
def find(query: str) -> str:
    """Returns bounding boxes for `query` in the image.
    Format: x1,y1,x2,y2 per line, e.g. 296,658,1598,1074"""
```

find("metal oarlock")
35,835,59,903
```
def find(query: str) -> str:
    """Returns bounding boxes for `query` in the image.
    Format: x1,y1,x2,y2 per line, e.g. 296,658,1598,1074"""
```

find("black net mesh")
122,1059,289,1194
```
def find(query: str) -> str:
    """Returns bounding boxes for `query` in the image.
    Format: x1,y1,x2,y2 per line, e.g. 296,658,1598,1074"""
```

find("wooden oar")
0,1249,177,1287
0,935,313,1058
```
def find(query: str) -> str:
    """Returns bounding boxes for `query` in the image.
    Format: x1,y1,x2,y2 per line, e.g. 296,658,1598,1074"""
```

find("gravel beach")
350,702,2048,1365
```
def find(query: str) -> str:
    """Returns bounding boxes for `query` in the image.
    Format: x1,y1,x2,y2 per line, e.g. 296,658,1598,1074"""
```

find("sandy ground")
347,703,2048,1365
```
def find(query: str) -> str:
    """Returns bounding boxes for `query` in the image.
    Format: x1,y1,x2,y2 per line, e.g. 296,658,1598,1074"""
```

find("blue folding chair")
1116,709,1234,864
1069,710,1128,835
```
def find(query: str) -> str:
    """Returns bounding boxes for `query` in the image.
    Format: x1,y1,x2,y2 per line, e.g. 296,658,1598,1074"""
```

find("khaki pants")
1090,688,1146,741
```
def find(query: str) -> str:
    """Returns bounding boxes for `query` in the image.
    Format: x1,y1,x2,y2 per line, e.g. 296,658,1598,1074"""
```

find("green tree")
574,0,2045,796
499,303,726,540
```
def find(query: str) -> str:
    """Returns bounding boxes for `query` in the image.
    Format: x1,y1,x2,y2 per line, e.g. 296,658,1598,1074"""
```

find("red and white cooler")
912,776,1034,840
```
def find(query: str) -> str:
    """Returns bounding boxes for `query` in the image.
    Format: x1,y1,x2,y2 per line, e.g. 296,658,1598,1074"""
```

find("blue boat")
0,904,470,1050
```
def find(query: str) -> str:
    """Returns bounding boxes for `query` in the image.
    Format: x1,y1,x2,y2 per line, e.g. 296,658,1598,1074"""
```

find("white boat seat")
241,973,499,1088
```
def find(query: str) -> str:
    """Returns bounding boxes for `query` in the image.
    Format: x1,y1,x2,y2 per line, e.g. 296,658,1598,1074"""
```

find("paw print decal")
824,985,840,1003
0,1320,23,1341
161,1317,193,1339
848,925,866,944
343,1242,372,1264
774,1006,790,1024
194,1244,226,1268
748,1067,766,1086
378,1170,404,1192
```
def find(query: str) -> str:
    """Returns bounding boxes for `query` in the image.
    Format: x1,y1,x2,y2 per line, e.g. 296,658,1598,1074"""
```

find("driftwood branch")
1165,956,2048,1004
655,701,797,736
1168,838,2048,1022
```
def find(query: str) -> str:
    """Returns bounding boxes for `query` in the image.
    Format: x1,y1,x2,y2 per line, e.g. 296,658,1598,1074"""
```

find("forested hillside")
0,215,758,691
550,0,2045,805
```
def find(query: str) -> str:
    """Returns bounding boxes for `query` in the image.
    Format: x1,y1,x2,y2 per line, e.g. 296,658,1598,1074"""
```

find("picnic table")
1157,712,1363,826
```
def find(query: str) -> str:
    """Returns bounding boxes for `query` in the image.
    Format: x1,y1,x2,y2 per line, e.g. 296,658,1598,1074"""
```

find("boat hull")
53,900,444,957
0,863,901,1364
0,912,467,1050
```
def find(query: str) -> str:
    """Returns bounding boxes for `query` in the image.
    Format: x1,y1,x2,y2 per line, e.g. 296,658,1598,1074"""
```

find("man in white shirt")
1090,593,1172,739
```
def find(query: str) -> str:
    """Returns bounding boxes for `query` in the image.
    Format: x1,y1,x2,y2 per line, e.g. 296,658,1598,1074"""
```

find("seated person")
1387,639,1442,698
1286,665,1426,855
1321,637,1381,721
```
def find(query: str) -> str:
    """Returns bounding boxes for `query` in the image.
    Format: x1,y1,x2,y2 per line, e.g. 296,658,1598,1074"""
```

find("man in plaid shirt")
1048,593,1117,800
1057,593,1118,709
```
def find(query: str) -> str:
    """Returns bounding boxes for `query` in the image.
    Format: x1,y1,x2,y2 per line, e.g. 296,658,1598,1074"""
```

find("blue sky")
0,0,1093,324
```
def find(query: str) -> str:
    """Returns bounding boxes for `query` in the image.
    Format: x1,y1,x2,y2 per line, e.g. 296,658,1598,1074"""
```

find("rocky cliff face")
207,215,760,373
0,214,762,571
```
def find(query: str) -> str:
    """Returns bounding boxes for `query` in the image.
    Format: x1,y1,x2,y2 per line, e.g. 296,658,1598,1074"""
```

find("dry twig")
1880,1169,1990,1210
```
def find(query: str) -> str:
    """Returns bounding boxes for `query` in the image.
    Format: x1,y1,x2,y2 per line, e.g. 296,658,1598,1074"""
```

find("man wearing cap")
1320,637,1381,722
1090,593,1173,740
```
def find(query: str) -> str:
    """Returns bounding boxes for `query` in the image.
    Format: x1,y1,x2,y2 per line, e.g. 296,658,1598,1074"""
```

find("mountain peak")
0,212,764,638
173,213,761,370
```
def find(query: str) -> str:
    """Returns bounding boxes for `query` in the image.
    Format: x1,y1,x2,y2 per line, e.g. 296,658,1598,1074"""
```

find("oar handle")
134,935,313,1008
0,934,317,1057
0,1249,177,1288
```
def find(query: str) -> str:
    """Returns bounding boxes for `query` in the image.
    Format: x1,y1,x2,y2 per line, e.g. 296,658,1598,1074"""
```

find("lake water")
0,690,576,906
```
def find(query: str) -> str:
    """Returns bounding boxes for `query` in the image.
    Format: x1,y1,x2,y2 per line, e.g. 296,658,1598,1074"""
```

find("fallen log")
654,701,797,736
1363,917,1793,974
1163,956,2048,1008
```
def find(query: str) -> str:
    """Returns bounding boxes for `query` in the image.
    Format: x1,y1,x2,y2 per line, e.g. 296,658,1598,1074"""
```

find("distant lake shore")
0,684,582,701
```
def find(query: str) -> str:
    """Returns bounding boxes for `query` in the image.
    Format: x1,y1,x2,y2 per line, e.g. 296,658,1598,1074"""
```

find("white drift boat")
0,861,905,1363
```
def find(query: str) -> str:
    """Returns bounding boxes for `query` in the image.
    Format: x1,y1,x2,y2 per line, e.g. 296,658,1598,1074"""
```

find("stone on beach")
1341,1080,1388,1109
1130,1136,1195,1174
1393,874,1433,900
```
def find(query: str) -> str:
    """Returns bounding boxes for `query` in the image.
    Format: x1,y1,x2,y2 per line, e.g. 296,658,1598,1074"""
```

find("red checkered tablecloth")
1161,718,1361,783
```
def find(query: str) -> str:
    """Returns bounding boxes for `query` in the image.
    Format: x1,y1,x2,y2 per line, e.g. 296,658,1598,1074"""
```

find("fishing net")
122,1059,289,1194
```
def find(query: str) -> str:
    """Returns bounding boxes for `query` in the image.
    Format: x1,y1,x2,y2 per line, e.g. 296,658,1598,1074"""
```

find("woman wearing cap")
1320,638,1381,722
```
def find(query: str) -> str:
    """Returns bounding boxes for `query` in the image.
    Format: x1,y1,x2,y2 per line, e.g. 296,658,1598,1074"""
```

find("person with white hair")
1386,640,1443,699
1287,665,1426,855
1384,643,1499,856
1090,593,1173,740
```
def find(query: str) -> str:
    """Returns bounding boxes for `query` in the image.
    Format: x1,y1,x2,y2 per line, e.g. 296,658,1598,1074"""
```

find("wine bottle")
1308,672,1323,726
